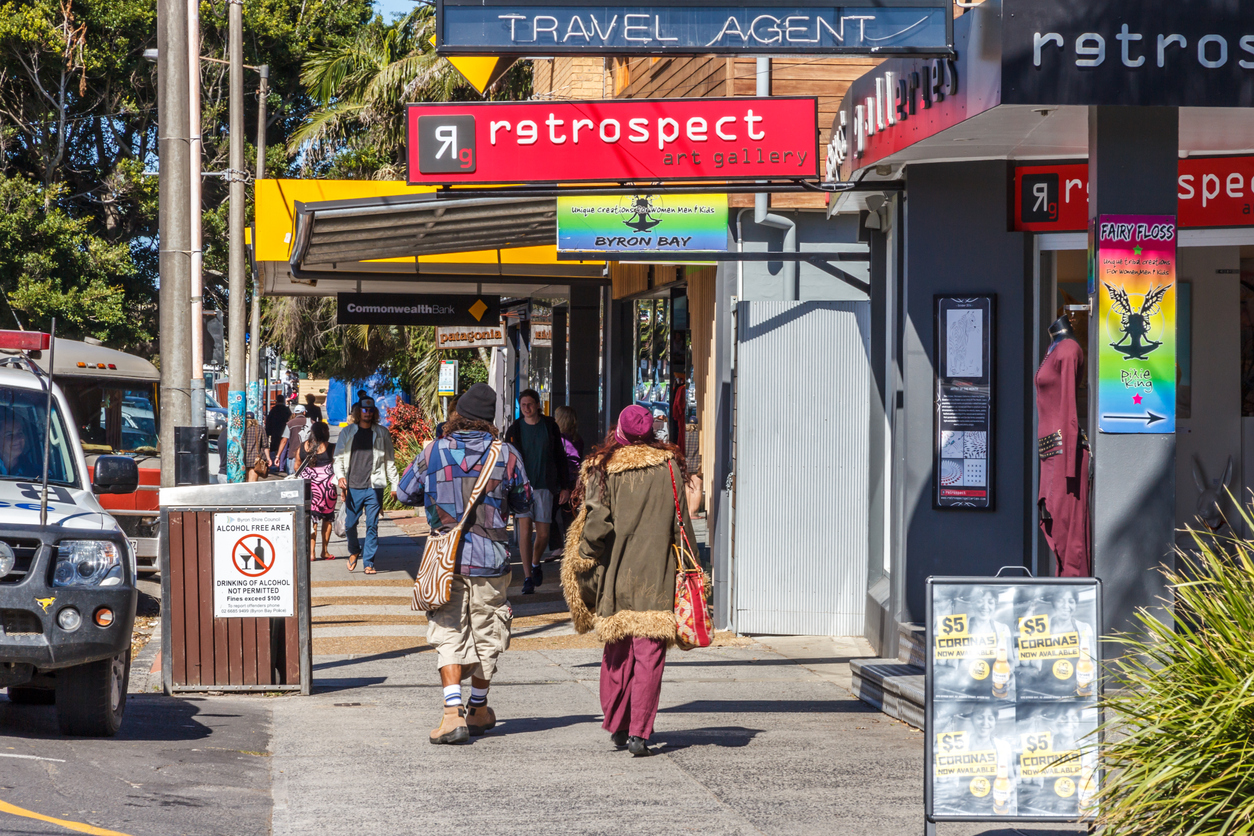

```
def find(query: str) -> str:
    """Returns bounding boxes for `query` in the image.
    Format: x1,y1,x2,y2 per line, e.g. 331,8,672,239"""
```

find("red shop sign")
1013,157,1254,232
406,97,818,185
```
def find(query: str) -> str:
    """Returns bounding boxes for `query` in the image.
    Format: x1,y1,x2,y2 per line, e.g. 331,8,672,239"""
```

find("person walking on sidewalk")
504,389,572,594
561,404,698,757
333,397,398,574
301,421,336,561
420,383,533,745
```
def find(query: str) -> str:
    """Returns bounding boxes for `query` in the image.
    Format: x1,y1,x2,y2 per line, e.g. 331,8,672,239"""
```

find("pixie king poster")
557,194,728,253
1094,215,1177,434
928,580,1101,822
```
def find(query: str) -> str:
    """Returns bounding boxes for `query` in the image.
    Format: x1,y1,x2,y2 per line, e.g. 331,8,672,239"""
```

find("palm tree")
289,5,530,178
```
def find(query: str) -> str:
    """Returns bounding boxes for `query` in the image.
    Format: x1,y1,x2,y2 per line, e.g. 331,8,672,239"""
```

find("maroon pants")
600,636,667,740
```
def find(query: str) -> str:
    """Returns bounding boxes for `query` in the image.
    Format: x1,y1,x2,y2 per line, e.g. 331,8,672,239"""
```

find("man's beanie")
457,383,496,423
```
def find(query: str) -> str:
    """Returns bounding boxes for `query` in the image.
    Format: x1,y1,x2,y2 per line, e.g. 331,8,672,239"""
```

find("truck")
0,330,141,736
32,339,162,575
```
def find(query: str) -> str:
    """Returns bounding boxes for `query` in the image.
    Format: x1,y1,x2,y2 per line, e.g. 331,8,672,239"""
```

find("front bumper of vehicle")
0,525,137,671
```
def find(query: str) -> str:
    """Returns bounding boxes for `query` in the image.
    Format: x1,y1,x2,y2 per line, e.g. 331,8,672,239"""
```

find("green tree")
290,5,530,178
0,171,133,340
0,0,373,351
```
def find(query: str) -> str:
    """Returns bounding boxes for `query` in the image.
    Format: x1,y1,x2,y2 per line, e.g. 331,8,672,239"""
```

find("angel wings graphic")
1103,281,1169,360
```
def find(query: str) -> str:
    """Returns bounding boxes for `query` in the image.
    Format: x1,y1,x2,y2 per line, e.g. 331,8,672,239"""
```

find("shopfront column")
568,285,601,440
1087,106,1178,637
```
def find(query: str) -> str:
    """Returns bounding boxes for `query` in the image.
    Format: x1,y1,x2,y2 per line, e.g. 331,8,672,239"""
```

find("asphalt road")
0,693,272,836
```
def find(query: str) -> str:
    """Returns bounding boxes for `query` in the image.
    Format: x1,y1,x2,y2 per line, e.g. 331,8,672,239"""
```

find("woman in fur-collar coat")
561,404,698,757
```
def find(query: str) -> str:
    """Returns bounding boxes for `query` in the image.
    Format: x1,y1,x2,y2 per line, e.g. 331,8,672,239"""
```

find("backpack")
298,421,314,444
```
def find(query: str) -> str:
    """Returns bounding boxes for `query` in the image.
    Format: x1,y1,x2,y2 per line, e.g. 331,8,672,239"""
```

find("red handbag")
668,461,712,650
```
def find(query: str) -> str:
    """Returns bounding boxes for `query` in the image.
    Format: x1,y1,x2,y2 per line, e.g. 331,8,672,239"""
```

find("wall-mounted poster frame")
925,575,1103,829
933,295,995,510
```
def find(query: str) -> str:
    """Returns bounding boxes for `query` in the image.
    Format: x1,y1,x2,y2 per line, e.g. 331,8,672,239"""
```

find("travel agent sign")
435,0,952,56
1094,216,1177,434
406,98,818,185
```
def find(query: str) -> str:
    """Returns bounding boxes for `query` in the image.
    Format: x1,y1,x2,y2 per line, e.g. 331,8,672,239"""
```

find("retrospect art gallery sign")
557,194,728,253
407,98,818,185
435,0,952,56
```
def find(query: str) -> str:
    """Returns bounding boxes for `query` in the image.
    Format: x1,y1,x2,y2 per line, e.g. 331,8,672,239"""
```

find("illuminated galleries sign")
406,98,819,185
435,0,952,56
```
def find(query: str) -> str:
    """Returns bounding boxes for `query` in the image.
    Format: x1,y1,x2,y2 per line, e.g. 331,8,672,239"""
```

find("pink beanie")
614,404,654,446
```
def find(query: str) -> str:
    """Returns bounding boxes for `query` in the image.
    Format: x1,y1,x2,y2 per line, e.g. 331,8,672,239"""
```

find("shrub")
1095,524,1254,834
382,400,432,512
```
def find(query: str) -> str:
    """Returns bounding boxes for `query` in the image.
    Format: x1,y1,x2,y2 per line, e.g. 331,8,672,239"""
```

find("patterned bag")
668,461,712,650
411,442,501,612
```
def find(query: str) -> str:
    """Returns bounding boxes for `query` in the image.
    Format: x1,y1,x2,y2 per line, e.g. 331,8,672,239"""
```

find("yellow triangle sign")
430,36,517,97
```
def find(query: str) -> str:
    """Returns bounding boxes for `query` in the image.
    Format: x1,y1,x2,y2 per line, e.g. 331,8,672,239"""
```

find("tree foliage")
0,0,372,350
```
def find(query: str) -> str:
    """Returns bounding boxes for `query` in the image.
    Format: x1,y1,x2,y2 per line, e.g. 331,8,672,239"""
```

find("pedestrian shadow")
312,646,432,672
0,694,216,742
495,713,600,734
655,725,762,751
660,698,877,715
311,677,389,694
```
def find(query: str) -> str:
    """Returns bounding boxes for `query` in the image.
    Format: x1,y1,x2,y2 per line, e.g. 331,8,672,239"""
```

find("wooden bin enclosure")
159,481,312,694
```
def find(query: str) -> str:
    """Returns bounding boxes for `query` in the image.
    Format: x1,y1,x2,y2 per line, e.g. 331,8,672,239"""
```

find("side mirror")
92,455,139,494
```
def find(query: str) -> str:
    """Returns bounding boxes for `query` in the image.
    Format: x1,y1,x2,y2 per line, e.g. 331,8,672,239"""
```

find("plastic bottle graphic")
991,637,1011,698
1075,635,1095,697
1078,751,1098,815
992,753,1012,815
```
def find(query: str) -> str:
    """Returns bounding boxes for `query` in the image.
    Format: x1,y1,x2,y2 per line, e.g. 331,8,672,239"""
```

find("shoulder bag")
411,441,501,612
668,461,712,650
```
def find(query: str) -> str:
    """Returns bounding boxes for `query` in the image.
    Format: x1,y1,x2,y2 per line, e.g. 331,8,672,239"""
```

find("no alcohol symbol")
231,535,275,577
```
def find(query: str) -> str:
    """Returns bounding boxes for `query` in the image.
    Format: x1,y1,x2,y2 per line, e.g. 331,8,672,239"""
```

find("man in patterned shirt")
420,383,532,745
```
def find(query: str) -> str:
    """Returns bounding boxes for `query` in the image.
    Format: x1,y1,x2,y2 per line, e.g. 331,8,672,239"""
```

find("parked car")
205,391,227,438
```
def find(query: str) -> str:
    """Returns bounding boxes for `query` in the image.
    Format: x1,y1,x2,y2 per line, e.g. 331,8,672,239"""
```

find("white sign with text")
213,512,295,618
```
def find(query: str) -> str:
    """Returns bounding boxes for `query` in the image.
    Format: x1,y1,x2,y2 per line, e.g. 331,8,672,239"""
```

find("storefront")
830,0,1254,657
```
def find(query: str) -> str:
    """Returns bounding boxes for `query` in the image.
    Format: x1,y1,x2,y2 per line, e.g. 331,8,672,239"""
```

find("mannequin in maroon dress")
1036,316,1092,577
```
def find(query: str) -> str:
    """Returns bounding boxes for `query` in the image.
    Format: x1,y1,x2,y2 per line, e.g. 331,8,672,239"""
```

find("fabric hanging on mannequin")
1035,320,1092,577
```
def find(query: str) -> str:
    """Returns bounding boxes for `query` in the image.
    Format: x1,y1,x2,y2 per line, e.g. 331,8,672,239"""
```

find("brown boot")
466,704,496,736
430,706,470,745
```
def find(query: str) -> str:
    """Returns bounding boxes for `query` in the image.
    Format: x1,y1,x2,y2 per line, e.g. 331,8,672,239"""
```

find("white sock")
469,686,489,706
443,684,462,706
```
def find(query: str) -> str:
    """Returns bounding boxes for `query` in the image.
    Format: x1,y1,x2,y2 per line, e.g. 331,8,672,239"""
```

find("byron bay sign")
435,0,953,56
407,98,819,185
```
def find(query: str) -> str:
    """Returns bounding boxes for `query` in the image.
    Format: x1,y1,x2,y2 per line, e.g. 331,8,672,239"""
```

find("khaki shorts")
426,573,513,681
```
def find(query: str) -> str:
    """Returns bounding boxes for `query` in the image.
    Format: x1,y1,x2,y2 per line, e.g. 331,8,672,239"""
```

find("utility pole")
188,0,206,435
248,65,269,421
225,0,247,482
157,0,191,488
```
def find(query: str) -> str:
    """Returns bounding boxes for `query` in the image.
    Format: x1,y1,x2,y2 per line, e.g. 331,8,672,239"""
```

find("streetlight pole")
248,65,269,422
157,0,191,488
225,0,247,481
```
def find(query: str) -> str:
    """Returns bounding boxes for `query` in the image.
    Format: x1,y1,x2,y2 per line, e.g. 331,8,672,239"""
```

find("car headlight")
53,541,125,587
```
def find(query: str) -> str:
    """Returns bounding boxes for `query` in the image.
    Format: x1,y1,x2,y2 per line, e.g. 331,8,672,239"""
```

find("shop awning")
289,192,557,271
253,179,605,298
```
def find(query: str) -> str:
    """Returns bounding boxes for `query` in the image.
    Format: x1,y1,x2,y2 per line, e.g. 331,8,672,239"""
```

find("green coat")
561,444,698,645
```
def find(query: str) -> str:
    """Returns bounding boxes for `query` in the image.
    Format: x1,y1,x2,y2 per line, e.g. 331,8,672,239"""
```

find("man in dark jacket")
504,389,572,594
264,400,291,457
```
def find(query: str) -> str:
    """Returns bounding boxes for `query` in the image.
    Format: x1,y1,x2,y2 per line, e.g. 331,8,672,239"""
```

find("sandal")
346,554,359,571
363,566,377,575
320,552,333,561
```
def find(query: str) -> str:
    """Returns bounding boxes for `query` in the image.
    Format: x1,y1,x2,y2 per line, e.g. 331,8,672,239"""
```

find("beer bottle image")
992,754,1012,815
991,638,1011,698
1078,751,1098,814
1075,635,1095,696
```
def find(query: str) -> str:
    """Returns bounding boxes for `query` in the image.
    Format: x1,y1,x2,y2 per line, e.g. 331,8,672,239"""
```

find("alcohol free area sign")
213,512,296,618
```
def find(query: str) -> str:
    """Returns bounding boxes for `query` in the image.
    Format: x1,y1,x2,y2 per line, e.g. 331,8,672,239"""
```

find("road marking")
0,800,134,836
0,752,67,762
